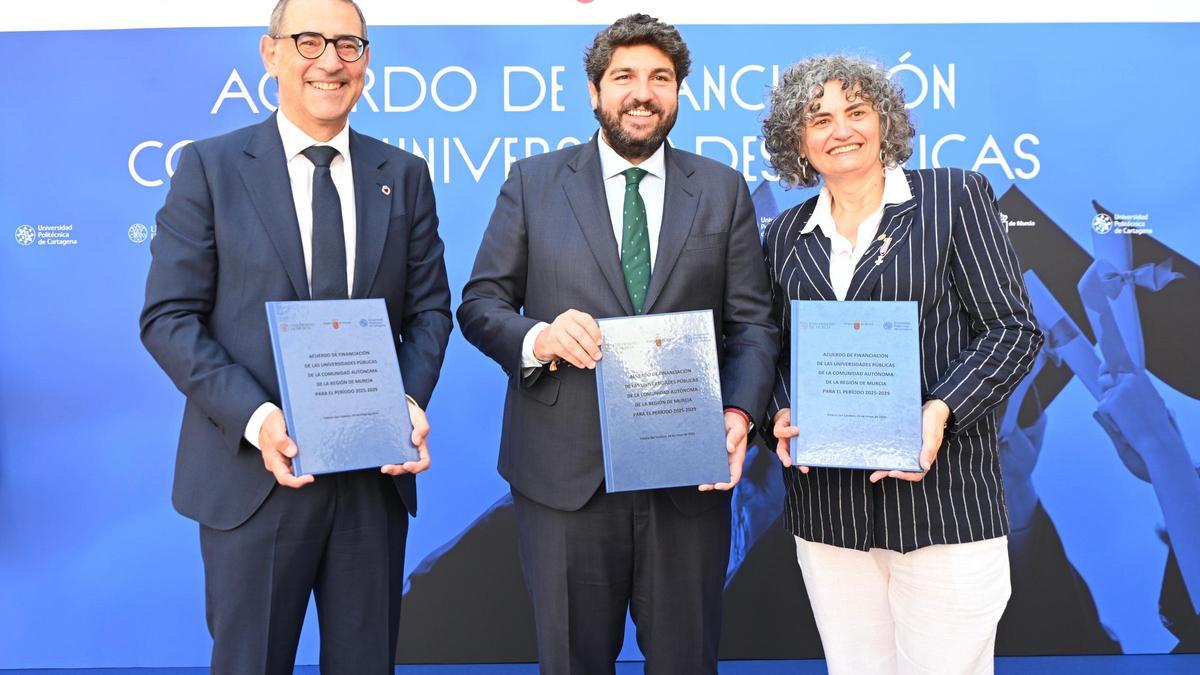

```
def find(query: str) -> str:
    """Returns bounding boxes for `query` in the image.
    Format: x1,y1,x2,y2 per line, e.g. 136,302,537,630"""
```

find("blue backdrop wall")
1,22,1198,667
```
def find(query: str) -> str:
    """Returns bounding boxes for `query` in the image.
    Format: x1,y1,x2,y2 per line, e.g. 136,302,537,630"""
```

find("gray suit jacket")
458,137,777,513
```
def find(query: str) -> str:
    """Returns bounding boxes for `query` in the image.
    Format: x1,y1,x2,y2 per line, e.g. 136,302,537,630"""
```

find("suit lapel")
349,129,391,298
562,139,635,315
800,228,836,301
240,114,309,300
780,200,836,301
642,145,698,313
846,170,919,301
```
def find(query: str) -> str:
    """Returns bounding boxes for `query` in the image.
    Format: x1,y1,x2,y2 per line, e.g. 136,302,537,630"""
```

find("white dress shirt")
244,112,359,449
520,134,668,367
800,165,912,301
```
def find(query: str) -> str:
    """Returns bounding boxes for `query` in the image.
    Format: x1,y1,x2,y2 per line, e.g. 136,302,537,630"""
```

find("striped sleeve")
928,171,1044,431
761,206,801,429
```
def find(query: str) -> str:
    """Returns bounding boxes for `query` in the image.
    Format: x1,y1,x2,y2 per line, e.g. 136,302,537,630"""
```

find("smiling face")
260,0,368,141
801,80,883,182
588,44,680,163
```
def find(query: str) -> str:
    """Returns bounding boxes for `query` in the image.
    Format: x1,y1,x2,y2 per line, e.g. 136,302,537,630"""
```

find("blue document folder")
595,310,729,492
265,298,417,475
790,300,922,471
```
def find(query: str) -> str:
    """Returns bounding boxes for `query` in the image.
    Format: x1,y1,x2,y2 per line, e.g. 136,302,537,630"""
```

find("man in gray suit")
457,14,777,674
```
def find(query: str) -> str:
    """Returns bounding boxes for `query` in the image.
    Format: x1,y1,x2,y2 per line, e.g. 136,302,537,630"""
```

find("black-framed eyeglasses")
272,32,369,62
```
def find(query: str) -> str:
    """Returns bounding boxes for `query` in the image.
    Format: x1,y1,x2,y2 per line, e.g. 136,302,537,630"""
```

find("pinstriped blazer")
763,168,1043,552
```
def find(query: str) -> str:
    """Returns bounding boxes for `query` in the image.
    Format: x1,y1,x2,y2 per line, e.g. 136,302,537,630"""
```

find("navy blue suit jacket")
458,138,778,514
764,168,1042,552
141,115,451,530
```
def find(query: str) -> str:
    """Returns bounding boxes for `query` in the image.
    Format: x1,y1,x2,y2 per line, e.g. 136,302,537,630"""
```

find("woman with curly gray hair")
761,56,1042,674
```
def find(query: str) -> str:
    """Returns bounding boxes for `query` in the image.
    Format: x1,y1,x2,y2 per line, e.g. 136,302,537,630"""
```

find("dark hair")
584,14,691,88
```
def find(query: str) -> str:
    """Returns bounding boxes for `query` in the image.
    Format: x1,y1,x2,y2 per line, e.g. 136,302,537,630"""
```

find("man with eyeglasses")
139,0,451,672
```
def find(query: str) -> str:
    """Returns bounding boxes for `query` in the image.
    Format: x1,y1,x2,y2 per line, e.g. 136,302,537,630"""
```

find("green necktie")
620,167,651,313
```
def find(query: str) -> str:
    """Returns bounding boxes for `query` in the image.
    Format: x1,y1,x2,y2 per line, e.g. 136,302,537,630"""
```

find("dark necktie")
620,167,651,313
302,145,348,300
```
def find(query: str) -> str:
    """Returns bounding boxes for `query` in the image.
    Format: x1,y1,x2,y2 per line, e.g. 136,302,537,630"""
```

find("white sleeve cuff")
521,321,551,369
244,402,280,450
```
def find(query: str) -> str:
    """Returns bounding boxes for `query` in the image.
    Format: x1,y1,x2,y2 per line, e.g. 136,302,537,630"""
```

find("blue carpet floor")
6,655,1200,674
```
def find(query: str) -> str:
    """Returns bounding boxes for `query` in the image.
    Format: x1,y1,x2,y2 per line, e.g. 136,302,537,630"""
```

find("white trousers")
795,536,1011,675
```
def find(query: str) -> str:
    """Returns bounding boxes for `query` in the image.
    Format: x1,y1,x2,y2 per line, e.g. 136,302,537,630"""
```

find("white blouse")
799,165,913,300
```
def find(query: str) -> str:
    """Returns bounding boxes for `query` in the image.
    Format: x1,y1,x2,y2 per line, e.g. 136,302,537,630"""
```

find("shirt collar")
882,164,913,206
596,131,666,182
801,165,912,236
276,111,352,165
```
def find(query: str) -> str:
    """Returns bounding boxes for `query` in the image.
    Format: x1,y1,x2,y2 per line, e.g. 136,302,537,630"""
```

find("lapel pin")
381,184,391,196
874,235,893,266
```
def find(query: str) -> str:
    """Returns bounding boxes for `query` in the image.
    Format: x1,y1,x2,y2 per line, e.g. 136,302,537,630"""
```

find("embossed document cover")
595,310,729,492
790,300,922,471
266,299,417,475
